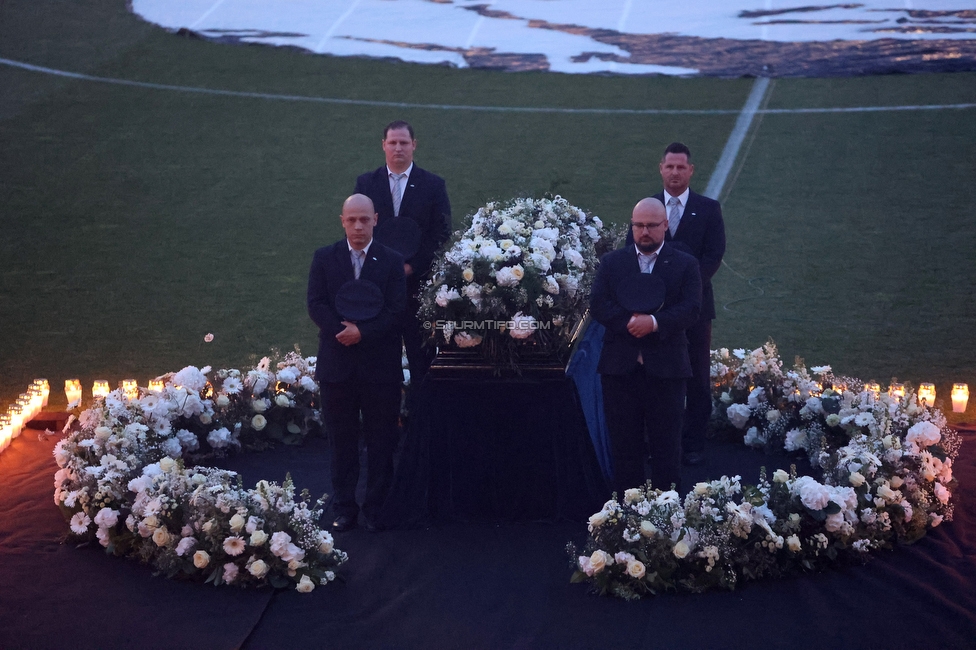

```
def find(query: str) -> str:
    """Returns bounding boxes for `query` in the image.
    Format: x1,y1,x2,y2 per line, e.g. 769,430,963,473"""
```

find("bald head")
341,193,378,250
631,197,669,253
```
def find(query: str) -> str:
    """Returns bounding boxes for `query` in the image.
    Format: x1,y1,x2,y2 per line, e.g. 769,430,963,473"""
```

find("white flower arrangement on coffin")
419,195,609,367
570,341,961,599
54,351,346,592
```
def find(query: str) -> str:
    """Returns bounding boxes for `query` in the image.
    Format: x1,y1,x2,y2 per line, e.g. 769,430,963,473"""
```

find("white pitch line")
3,57,975,117
617,0,633,33
189,0,229,30
464,15,486,49
316,0,362,54
704,77,770,199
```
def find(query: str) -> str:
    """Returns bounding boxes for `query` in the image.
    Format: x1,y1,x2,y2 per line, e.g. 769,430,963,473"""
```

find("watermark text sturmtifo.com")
422,319,552,331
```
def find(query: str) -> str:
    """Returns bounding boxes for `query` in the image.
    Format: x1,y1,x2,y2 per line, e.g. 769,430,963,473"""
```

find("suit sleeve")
307,249,344,337
653,257,702,339
699,202,726,282
589,254,634,335
412,174,452,276
355,253,407,343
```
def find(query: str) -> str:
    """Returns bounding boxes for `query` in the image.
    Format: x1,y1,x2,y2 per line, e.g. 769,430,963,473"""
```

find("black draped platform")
379,365,609,527
2,418,976,648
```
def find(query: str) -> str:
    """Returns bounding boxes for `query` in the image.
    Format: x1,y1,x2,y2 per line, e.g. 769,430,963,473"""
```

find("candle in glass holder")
8,404,24,438
65,379,83,408
917,383,936,408
865,381,881,398
35,379,50,407
952,383,970,413
0,414,11,451
889,383,906,400
122,379,139,400
92,380,110,400
148,379,164,393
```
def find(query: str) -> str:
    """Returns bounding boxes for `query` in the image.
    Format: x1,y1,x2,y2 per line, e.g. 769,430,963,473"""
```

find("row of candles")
0,377,972,455
859,381,970,413
0,379,51,452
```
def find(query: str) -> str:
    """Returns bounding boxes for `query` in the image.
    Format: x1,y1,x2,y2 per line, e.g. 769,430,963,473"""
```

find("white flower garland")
54,352,346,593
572,342,961,598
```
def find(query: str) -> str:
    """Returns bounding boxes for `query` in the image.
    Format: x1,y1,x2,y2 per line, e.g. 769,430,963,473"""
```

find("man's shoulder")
368,240,405,266
408,165,446,187
600,245,634,267
313,240,346,260
688,190,721,212
662,242,700,269
356,166,386,186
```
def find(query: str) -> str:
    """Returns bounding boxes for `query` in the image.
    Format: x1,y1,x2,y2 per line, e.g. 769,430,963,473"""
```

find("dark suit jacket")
307,239,406,384
590,242,702,379
626,191,725,321
354,165,452,290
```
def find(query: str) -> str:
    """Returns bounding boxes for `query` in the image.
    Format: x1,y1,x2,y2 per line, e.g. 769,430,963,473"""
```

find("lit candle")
952,383,970,413
8,404,24,438
65,379,83,408
148,379,164,393
0,414,11,451
889,383,905,400
917,383,936,408
92,380,111,400
865,381,881,398
35,379,50,407
122,379,139,400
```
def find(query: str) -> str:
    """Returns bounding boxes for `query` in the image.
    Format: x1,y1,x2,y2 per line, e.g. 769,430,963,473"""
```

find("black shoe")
332,514,358,532
682,451,705,466
364,519,383,533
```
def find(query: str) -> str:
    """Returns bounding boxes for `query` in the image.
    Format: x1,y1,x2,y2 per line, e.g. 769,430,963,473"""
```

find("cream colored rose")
296,575,315,593
462,268,474,282
510,265,525,281
250,529,269,546
890,475,904,489
766,409,781,423
159,457,176,472
693,482,709,495
193,550,210,568
248,559,269,578
229,514,246,533
673,541,690,559
640,521,658,538
772,469,789,483
849,472,865,487
786,534,801,552
251,414,267,431
199,413,212,425
588,511,609,529
825,414,841,427
626,560,646,579
252,399,269,413
94,426,112,442
623,488,643,505
589,550,609,574
152,527,171,547
275,394,291,408
216,394,230,408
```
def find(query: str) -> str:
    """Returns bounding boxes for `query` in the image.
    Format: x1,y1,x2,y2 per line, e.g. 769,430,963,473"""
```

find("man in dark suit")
594,198,702,495
354,121,452,388
308,194,407,532
627,142,726,465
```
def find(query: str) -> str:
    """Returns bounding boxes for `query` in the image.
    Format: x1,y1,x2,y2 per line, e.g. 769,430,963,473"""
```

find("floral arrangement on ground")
570,342,961,599
419,195,612,366
54,351,346,593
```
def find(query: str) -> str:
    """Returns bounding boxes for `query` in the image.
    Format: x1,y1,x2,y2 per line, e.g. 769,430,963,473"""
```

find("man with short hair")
308,194,406,532
593,198,702,495
629,142,726,465
354,121,452,388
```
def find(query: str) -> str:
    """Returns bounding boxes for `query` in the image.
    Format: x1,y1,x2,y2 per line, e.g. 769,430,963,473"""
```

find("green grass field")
2,0,975,420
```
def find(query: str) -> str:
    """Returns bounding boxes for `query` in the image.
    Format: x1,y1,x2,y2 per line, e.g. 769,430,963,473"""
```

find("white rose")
589,550,610,574
296,575,316,593
640,521,658,538
588,511,609,529
772,469,790,483
252,399,269,413
159,456,176,472
766,409,781,423
849,472,865,487
199,412,212,425
229,514,246,533
216,394,230,408
152,527,171,547
251,414,267,431
250,530,269,546
786,535,801,552
623,488,643,504
193,550,210,569
626,560,646,579
673,540,690,559
248,559,269,578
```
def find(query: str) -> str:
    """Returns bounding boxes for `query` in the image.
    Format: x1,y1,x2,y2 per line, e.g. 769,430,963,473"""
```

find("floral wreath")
571,342,960,598
54,351,346,593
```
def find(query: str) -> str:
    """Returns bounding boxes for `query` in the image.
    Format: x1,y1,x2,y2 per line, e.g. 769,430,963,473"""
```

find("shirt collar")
387,162,413,179
347,239,373,257
663,187,690,206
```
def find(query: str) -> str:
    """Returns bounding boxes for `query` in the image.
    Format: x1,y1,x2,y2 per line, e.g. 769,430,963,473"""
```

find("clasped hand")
336,320,362,346
627,313,656,338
